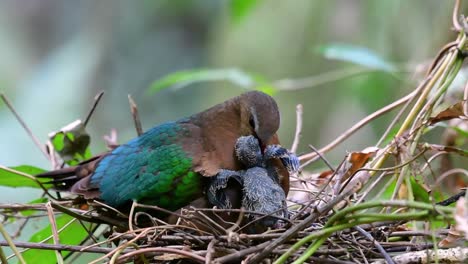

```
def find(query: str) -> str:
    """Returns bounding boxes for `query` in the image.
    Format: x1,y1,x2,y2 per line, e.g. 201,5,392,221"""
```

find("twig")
129,200,137,232
205,239,216,264
115,247,206,264
0,240,128,254
46,202,64,264
290,104,303,153
426,41,458,76
5,215,81,261
215,241,270,263
114,232,308,243
0,246,8,264
308,144,335,172
128,94,143,136
299,89,419,166
90,229,150,264
12,218,30,239
375,79,424,147
109,243,144,264
464,79,468,116
83,91,104,127
46,141,59,169
354,226,394,264
0,93,50,160
389,230,449,237
290,158,346,221
452,0,462,32
351,233,369,264
340,148,429,195
50,202,127,228
435,168,468,186
0,222,26,264
249,183,360,263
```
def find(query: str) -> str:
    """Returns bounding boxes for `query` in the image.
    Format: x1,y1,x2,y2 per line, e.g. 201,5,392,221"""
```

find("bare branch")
300,89,419,166
0,93,50,160
128,94,143,136
83,91,104,127
290,104,303,153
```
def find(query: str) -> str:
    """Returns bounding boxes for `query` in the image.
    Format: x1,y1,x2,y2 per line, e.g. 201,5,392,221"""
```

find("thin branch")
248,183,360,263
89,229,150,264
115,247,206,264
307,144,335,172
375,79,423,147
435,168,468,186
205,239,216,264
0,93,50,160
128,200,137,232
0,240,126,254
290,104,303,153
0,222,26,264
354,226,394,264
128,94,143,136
83,91,104,127
46,202,64,264
464,79,468,116
215,241,270,263
452,0,462,32
0,246,7,264
299,89,419,166
426,41,457,76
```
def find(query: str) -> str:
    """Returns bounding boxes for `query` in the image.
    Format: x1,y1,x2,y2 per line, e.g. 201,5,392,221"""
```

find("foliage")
0,166,48,188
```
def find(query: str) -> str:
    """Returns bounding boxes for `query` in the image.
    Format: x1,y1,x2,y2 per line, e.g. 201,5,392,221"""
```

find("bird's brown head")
238,91,280,147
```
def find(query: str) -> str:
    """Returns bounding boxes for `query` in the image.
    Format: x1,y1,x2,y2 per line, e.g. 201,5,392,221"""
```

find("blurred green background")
0,0,463,202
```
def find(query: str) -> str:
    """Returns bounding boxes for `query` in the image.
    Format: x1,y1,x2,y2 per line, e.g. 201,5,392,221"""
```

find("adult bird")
37,91,290,213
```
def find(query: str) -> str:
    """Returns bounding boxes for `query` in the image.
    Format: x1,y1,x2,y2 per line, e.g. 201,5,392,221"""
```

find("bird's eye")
249,116,255,128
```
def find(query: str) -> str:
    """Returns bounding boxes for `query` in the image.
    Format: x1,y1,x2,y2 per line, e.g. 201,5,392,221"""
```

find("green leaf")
52,133,65,151
23,214,93,263
316,44,396,72
435,123,468,138
381,180,396,200
0,165,50,188
149,68,277,95
256,84,277,96
230,0,260,23
410,177,429,203
452,126,468,138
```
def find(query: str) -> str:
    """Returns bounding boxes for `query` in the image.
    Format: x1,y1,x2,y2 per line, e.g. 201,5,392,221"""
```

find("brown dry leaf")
341,146,379,182
454,197,468,240
317,170,334,185
428,101,467,125
439,225,463,247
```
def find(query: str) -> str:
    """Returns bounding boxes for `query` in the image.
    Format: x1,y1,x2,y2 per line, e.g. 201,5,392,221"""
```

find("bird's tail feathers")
36,167,81,190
